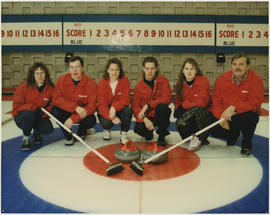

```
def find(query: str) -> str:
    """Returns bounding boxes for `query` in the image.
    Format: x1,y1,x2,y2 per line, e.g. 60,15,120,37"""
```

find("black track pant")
51,106,96,140
210,111,259,150
98,106,133,132
134,104,171,138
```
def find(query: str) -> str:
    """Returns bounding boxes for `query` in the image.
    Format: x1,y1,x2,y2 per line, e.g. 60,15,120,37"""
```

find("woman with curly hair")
12,62,54,150
174,58,212,150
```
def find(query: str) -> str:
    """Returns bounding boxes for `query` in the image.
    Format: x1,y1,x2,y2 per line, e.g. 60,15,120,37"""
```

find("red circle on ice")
83,141,200,181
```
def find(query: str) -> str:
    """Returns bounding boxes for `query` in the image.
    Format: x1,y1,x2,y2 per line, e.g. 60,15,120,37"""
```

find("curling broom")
130,118,225,176
41,108,124,176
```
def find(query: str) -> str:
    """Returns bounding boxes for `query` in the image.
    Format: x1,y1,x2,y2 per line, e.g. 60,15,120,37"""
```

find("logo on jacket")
117,92,122,95
43,98,49,101
241,90,248,93
78,95,87,98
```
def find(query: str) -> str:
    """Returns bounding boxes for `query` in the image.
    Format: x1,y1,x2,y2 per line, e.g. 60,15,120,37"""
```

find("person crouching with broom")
174,58,212,150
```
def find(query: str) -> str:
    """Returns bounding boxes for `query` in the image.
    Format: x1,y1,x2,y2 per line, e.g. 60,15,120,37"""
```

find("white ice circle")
19,131,263,213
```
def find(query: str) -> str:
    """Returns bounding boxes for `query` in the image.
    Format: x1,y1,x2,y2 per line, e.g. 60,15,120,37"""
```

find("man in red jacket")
132,57,172,147
52,56,97,145
211,53,264,156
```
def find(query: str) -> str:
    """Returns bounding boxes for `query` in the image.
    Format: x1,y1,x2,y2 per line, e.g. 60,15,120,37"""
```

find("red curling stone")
142,141,168,164
115,140,141,163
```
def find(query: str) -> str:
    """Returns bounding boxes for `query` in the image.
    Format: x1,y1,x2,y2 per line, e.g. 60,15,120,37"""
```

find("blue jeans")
14,110,54,136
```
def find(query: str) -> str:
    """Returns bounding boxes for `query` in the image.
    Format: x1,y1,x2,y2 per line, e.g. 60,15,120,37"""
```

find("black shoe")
145,133,153,141
227,131,240,146
241,148,251,156
157,136,167,148
65,138,74,146
21,139,32,151
33,133,43,144
73,135,86,143
201,139,210,145
227,136,240,146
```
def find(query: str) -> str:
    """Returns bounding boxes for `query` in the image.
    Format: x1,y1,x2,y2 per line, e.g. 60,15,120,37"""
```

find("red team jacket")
97,76,131,121
174,76,210,110
212,70,264,119
132,75,172,122
52,73,97,124
12,81,54,117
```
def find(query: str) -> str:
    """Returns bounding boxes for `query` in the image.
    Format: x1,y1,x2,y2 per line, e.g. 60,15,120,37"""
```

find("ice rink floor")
1,101,269,213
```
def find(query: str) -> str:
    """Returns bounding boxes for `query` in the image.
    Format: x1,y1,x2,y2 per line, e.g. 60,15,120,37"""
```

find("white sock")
23,135,29,140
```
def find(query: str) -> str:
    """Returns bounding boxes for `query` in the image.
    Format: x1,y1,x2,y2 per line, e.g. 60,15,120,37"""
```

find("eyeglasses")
34,72,45,76
69,66,82,71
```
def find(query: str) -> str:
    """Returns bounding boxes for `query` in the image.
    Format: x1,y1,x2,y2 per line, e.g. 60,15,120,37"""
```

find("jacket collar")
65,73,86,86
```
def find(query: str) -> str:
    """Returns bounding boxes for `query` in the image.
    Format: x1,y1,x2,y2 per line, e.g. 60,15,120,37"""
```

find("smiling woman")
97,57,132,144
174,58,212,150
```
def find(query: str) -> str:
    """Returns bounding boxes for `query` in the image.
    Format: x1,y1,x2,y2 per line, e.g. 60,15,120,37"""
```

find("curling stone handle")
122,140,132,150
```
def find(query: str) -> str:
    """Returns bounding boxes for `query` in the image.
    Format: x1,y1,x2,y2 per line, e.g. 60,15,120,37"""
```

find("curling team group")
12,53,264,157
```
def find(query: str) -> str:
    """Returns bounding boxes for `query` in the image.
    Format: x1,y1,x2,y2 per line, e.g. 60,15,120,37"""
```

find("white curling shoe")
87,128,95,135
120,131,129,145
180,140,191,149
188,136,201,150
64,139,74,146
103,130,111,140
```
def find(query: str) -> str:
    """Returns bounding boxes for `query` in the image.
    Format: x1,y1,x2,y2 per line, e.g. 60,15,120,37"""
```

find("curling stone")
115,140,141,163
142,141,168,164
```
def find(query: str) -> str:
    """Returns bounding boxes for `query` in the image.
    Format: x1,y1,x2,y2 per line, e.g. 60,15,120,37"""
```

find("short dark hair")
231,53,250,65
142,56,159,67
103,58,125,80
142,56,160,78
68,56,84,67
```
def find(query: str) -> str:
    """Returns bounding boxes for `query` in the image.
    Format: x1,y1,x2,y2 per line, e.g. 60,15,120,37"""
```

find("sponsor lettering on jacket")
78,95,87,98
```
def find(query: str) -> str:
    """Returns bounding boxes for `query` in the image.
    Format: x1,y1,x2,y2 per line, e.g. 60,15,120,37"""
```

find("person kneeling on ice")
210,53,264,156
174,58,212,150
132,56,172,147
97,58,133,144
12,62,55,150
51,56,97,146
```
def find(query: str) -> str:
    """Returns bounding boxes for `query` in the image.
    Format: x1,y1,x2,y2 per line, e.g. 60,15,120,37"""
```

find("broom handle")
41,108,111,164
2,116,14,125
144,118,225,164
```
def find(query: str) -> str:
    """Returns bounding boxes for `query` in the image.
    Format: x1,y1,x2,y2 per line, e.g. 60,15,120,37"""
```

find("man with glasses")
52,56,97,145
